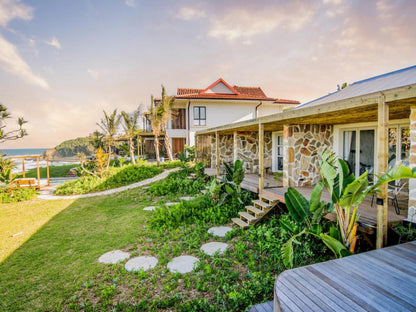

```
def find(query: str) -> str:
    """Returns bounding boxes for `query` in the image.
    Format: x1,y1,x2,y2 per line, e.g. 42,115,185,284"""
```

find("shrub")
0,187,37,203
55,165,163,195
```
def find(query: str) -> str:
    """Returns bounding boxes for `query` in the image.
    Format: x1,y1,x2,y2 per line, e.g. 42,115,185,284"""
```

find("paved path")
38,167,180,200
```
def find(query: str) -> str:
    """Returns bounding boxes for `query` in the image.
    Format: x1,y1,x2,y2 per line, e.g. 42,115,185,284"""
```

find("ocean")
0,148,79,173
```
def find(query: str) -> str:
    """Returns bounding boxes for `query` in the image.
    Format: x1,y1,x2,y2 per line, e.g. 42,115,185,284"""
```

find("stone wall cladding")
286,124,334,186
211,131,272,173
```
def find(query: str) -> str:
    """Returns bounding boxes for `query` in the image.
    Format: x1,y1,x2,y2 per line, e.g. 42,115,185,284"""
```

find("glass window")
193,106,206,126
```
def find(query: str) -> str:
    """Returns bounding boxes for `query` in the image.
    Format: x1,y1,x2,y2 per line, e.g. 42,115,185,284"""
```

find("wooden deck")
248,300,273,312
274,241,416,312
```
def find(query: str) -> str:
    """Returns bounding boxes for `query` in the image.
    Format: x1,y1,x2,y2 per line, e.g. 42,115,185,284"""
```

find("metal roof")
296,65,416,109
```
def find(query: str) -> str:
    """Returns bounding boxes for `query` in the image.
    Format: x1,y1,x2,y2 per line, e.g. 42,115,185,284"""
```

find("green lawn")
18,164,79,178
0,188,151,311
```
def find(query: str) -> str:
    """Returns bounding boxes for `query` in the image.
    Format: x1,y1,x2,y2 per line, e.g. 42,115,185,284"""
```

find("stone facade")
284,124,334,186
211,131,272,173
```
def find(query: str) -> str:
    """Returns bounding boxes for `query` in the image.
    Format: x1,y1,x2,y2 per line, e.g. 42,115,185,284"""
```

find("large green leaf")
284,187,310,224
310,182,324,212
320,234,350,258
279,218,296,235
223,162,233,182
339,172,368,208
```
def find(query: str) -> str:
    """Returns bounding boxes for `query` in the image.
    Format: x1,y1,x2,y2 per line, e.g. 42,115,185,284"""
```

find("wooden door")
172,138,185,157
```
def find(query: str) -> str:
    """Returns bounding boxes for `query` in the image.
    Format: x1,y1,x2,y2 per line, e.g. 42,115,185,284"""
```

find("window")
272,132,283,172
170,108,186,129
193,106,206,126
388,125,410,168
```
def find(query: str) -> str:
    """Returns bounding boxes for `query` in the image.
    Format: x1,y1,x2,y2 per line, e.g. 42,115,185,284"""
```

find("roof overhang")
196,83,416,136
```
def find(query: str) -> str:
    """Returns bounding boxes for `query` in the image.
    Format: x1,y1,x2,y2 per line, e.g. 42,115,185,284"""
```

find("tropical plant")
97,109,121,168
0,104,28,143
147,95,163,166
281,149,416,268
0,154,17,187
178,145,195,163
78,147,109,179
121,107,142,165
159,86,175,161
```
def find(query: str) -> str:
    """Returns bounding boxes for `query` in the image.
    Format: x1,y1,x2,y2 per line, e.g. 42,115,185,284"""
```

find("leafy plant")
78,147,109,179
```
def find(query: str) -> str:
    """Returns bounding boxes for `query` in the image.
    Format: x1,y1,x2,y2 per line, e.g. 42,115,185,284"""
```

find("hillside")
45,136,95,159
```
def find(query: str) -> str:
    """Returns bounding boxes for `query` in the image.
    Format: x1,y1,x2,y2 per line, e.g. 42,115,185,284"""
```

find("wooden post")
259,122,264,192
216,131,220,177
36,156,40,190
22,158,25,178
233,131,238,163
377,96,389,248
46,156,50,186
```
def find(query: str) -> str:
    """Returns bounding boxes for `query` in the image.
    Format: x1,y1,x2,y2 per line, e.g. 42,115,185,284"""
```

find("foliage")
0,104,27,143
178,145,195,163
0,154,16,186
147,166,207,197
0,187,37,203
97,109,121,168
148,95,163,166
53,136,95,157
78,147,109,179
159,86,175,161
18,164,79,178
208,160,251,207
120,107,142,165
392,222,416,243
55,164,163,195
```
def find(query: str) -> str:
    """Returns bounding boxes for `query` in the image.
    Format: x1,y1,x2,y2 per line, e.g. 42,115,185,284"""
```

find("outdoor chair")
371,182,407,215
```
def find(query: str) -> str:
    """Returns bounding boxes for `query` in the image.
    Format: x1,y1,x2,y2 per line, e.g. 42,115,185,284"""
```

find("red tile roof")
175,78,299,103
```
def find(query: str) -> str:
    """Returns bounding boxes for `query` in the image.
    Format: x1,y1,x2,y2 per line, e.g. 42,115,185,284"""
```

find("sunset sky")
0,0,415,148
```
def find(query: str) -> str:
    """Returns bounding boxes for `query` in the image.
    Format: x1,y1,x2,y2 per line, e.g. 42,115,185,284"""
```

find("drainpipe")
255,101,263,118
187,101,191,145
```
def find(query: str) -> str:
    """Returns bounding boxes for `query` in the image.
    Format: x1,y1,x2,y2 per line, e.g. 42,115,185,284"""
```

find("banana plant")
318,149,416,253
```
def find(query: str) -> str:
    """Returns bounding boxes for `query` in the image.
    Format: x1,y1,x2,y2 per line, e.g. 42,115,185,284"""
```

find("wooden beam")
259,123,264,192
46,156,50,186
377,96,389,248
216,131,220,177
36,156,40,190
233,131,238,163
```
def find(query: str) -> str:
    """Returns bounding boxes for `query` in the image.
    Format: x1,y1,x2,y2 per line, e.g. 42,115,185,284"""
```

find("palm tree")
121,108,141,165
159,86,175,161
97,109,121,168
147,95,163,166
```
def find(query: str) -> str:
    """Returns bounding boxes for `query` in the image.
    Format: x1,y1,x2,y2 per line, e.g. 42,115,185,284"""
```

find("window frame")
193,106,206,126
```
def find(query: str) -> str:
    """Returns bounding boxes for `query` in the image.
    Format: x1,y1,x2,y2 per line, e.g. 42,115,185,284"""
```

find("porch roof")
195,81,416,135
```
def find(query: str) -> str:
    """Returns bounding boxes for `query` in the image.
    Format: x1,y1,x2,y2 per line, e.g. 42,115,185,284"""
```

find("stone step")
232,217,249,229
239,211,258,223
246,205,265,217
259,193,279,204
253,199,272,210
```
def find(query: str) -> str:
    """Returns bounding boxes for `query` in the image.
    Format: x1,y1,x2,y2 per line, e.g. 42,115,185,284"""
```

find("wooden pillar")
408,106,416,221
282,125,289,187
46,156,50,186
376,96,389,248
233,131,238,163
216,131,220,177
22,158,25,178
259,123,264,192
36,156,40,190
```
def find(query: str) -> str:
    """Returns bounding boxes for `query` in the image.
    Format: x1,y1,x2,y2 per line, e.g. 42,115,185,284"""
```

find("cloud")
207,3,315,41
44,37,61,49
125,0,135,7
0,0,33,27
87,68,99,79
176,7,206,20
0,35,49,89
323,0,343,4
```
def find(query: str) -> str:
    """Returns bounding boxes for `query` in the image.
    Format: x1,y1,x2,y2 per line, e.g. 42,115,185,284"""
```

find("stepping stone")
98,250,130,264
125,256,158,272
165,202,178,206
180,196,194,201
200,242,229,256
167,255,199,274
143,206,156,211
208,226,233,237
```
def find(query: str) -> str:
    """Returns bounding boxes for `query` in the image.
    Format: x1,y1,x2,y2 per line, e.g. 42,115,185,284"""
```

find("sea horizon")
0,148,50,157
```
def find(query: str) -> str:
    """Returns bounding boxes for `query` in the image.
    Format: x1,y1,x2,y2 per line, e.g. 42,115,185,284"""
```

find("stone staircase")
232,192,280,228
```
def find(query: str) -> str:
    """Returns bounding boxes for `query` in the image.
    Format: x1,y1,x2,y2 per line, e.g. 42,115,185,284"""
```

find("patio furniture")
371,182,407,215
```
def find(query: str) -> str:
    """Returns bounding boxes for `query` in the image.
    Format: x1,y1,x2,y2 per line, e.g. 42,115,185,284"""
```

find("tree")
91,130,104,150
159,86,175,161
147,95,163,166
97,109,121,168
121,107,142,165
0,104,28,143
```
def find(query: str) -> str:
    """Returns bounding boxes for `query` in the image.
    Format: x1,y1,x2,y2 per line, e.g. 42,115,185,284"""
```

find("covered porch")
197,81,416,248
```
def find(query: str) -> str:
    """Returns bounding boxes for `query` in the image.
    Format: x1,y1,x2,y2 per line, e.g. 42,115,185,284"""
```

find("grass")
17,164,79,178
0,187,152,311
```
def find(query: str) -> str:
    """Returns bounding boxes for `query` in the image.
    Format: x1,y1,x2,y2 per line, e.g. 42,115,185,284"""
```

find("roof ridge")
352,64,416,86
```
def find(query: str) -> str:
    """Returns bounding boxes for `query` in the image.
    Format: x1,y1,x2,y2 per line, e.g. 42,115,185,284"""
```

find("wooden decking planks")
248,300,273,312
274,241,416,312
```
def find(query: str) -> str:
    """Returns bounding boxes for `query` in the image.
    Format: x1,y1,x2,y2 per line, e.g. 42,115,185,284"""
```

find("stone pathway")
208,226,233,237
200,242,229,256
179,196,194,201
98,250,130,264
143,206,156,211
38,167,180,200
97,222,233,275
125,256,158,272
167,256,200,274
